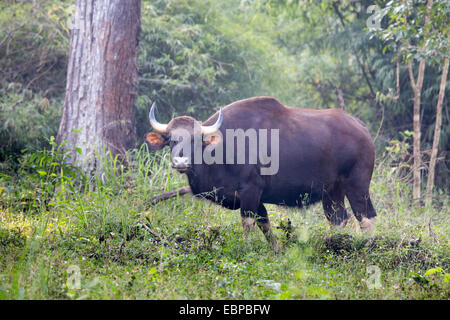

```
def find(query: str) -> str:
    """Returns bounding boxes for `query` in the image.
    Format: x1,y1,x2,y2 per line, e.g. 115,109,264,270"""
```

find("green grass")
0,145,448,300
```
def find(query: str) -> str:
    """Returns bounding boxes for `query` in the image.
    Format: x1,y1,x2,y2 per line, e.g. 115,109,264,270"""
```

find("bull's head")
145,102,223,173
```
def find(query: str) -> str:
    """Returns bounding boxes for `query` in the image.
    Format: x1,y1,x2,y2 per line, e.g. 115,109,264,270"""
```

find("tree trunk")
57,0,141,173
408,60,426,202
425,57,449,206
406,0,433,202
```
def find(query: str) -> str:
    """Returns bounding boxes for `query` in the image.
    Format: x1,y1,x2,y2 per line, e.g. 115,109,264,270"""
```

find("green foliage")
368,0,450,187
0,137,85,212
378,0,449,63
0,1,70,165
0,1,70,96
0,84,62,164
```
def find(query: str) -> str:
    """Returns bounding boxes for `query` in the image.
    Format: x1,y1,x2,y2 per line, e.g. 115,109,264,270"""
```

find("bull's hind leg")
322,184,349,229
343,165,377,234
346,191,376,233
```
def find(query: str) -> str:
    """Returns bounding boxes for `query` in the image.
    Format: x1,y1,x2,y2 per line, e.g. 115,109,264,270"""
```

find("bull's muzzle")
172,156,191,173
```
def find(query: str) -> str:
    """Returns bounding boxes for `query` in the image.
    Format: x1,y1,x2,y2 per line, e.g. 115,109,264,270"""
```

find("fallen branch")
335,87,346,110
138,221,162,240
148,186,192,205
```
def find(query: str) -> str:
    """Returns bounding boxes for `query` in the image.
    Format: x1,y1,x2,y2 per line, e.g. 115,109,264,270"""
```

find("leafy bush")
0,84,62,164
0,137,85,212
0,1,70,96
0,1,70,164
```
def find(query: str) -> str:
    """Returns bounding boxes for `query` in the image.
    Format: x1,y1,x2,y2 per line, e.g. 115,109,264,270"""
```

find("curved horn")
149,102,169,134
201,108,223,135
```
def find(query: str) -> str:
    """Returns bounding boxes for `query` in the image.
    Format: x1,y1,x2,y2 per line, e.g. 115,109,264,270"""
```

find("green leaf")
411,272,429,285
444,274,450,283
425,267,443,276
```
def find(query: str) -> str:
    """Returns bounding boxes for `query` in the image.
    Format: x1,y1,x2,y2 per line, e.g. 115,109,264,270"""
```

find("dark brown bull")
145,97,377,251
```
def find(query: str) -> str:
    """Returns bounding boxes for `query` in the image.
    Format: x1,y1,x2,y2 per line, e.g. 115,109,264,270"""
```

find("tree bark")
57,0,141,173
408,60,425,201
425,57,449,206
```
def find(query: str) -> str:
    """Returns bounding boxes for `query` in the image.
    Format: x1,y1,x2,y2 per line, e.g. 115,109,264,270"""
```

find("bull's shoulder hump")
288,107,370,132
289,107,360,122
203,97,287,125
288,106,345,114
225,96,287,113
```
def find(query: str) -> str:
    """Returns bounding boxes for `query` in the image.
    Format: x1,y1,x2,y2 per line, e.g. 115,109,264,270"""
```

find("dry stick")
335,87,346,111
139,221,162,240
395,53,400,98
373,100,385,144
148,186,192,205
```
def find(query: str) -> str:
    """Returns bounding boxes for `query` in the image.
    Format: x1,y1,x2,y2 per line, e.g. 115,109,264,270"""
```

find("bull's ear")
203,133,222,146
145,132,168,150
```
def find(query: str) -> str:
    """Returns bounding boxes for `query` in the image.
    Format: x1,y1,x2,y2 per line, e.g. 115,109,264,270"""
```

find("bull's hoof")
360,217,376,234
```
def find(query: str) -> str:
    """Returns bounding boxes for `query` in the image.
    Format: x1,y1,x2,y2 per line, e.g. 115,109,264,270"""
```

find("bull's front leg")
241,209,280,252
241,215,256,236
256,203,280,253
239,187,280,252
238,185,261,238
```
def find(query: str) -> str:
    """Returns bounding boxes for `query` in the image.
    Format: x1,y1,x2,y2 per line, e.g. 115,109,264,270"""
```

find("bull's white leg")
360,216,376,234
241,217,256,236
258,221,280,253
